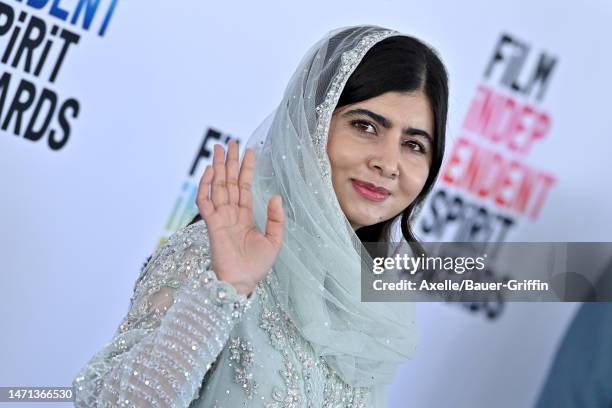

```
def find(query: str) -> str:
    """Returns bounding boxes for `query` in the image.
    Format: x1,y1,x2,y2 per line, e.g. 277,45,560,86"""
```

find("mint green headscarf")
248,25,419,388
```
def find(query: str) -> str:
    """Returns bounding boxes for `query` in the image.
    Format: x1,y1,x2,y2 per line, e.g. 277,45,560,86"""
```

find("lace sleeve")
72,221,249,408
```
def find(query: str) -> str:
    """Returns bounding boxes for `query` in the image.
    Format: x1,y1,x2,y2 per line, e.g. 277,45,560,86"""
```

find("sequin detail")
258,278,370,407
228,337,258,399
73,221,250,408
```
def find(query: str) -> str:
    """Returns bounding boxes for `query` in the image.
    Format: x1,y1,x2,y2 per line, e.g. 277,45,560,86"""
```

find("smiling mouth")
351,179,390,202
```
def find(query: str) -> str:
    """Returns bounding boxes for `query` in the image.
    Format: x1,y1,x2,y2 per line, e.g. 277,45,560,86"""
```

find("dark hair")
336,36,448,254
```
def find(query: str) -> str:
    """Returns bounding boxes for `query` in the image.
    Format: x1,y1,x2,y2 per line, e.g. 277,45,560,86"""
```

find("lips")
351,179,390,202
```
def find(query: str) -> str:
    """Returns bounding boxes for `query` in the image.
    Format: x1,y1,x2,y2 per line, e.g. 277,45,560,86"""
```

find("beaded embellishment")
258,278,370,407
228,337,258,399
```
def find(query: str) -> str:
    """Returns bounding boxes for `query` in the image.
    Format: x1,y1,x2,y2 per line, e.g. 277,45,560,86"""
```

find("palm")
196,141,285,296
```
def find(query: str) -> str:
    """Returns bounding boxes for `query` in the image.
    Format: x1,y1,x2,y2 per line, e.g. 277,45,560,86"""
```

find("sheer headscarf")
248,25,419,388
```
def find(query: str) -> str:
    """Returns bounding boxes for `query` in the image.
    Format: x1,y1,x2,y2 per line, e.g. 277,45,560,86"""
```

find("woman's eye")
404,140,427,154
351,120,376,134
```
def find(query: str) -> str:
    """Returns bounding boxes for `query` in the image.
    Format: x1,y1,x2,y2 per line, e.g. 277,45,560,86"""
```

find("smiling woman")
73,25,449,408
329,35,448,248
328,91,435,230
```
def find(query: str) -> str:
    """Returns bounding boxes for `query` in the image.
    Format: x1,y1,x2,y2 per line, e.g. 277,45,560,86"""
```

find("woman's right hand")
196,141,285,296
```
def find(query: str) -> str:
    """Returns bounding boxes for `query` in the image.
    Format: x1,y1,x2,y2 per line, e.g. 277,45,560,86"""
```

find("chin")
342,203,392,229
351,215,386,229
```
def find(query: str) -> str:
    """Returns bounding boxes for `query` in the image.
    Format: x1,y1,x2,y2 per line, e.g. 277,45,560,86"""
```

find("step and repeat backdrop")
1,0,610,407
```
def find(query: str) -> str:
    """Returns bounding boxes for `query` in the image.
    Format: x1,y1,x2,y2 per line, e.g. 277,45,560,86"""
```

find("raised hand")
196,141,285,296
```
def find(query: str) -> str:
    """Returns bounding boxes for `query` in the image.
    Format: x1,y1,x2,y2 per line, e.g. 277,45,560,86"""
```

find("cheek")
327,131,357,172
398,162,430,198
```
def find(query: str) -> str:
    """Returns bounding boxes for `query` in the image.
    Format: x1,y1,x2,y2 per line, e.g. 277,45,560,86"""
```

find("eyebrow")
342,108,434,145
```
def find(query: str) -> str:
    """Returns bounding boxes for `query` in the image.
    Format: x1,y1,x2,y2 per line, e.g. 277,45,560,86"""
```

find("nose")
369,143,400,179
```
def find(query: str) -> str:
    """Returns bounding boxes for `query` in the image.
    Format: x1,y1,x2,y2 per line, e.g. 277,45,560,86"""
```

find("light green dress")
73,25,419,407
74,221,374,407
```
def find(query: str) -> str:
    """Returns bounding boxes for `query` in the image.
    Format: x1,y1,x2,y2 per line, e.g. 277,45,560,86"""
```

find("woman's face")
327,91,434,230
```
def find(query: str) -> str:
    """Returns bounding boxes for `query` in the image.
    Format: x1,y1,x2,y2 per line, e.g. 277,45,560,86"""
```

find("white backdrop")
1,0,611,407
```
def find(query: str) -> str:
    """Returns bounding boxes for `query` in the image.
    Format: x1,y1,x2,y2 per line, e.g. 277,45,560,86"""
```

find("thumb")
264,195,285,248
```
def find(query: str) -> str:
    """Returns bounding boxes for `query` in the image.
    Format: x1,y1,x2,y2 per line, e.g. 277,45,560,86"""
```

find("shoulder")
130,220,211,301
151,220,210,268
165,219,210,252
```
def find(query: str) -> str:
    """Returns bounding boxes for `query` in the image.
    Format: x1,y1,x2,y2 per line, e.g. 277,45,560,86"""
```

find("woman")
73,25,448,407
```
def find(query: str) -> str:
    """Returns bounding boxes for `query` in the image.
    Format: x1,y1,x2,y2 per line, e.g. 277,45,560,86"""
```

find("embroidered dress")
73,25,419,407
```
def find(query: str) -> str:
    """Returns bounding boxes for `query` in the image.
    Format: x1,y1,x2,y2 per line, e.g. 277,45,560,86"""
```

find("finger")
238,148,255,210
196,164,213,206
196,165,215,218
264,195,285,248
226,140,239,206
211,144,229,207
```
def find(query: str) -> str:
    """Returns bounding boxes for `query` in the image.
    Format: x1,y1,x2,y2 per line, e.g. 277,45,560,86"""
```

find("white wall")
1,1,610,406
